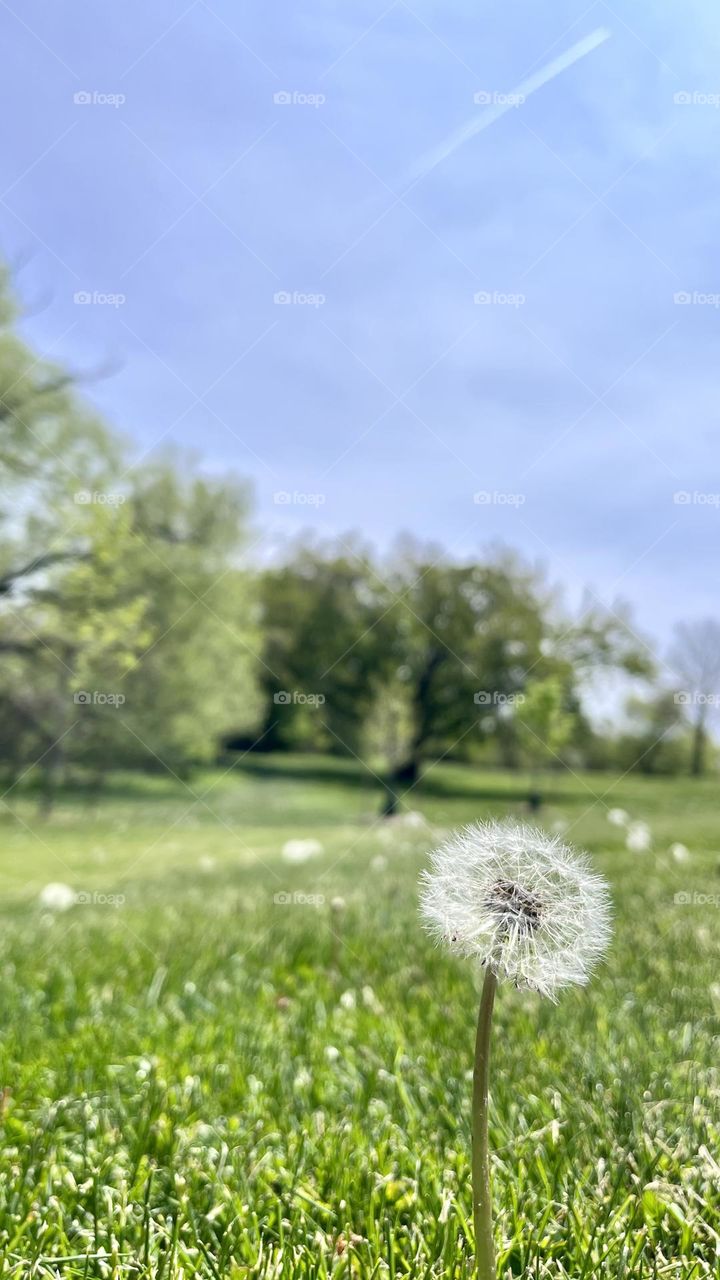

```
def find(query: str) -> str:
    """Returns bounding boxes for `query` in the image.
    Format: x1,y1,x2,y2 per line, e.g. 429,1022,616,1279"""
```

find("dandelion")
670,842,690,863
607,807,629,827
401,809,428,829
420,819,611,1279
362,984,382,1012
281,838,323,864
39,883,76,912
626,821,651,853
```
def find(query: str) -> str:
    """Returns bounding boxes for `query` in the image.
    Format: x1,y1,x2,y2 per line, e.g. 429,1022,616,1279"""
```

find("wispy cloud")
401,27,611,190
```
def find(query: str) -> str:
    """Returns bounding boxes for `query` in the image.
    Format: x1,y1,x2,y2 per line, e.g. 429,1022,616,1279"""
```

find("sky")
2,0,720,670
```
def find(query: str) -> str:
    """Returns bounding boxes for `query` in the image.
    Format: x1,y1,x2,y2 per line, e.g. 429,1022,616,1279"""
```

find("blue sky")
2,0,720,659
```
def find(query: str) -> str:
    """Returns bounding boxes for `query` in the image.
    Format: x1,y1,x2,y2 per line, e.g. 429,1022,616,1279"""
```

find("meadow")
0,756,717,1278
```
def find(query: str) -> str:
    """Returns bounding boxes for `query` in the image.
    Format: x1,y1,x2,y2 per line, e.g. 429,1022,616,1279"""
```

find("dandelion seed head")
400,809,428,830
39,882,76,912
607,808,629,827
281,838,323,864
419,819,612,999
625,821,651,853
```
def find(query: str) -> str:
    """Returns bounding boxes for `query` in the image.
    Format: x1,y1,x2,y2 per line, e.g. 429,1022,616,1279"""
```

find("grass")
0,755,718,1277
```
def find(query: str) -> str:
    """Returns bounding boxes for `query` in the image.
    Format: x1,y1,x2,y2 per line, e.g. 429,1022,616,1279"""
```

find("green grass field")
0,756,718,1277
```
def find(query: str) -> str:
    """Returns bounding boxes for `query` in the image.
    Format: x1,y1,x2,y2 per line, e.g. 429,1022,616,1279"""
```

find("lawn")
0,756,717,1277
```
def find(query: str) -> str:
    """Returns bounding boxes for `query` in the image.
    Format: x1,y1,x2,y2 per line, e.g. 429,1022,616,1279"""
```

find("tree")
362,675,416,814
668,618,720,776
615,692,687,776
0,266,119,600
0,502,152,805
253,538,656,806
95,460,263,776
0,266,262,793
514,675,575,808
555,591,653,680
256,538,391,755
0,268,130,800
378,543,551,794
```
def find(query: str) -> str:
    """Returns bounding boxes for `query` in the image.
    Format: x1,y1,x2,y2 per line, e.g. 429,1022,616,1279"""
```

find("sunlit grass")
0,758,717,1276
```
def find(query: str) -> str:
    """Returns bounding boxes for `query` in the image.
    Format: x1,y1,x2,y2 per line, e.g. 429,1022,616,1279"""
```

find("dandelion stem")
472,966,497,1280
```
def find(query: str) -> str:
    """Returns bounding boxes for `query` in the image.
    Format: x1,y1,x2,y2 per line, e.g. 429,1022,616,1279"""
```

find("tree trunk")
379,755,419,817
37,742,65,819
380,781,399,817
377,650,440,817
526,765,543,812
37,768,58,819
690,717,706,777
496,720,520,769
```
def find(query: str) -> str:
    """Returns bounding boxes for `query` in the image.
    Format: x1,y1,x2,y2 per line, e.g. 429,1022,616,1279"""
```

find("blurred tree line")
0,269,713,803
253,539,711,797
0,268,262,805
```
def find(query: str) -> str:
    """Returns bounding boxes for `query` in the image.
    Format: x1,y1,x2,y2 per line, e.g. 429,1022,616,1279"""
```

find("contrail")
400,26,611,191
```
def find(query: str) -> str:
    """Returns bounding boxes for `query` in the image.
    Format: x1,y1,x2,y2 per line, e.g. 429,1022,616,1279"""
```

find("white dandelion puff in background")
625,821,651,853
670,842,690,863
607,808,629,827
39,883,76,912
420,819,612,1000
399,809,428,830
281,838,324,864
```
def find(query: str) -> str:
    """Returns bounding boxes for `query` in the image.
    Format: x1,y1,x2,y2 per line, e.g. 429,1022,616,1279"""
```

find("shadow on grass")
0,752,581,820
231,752,578,806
